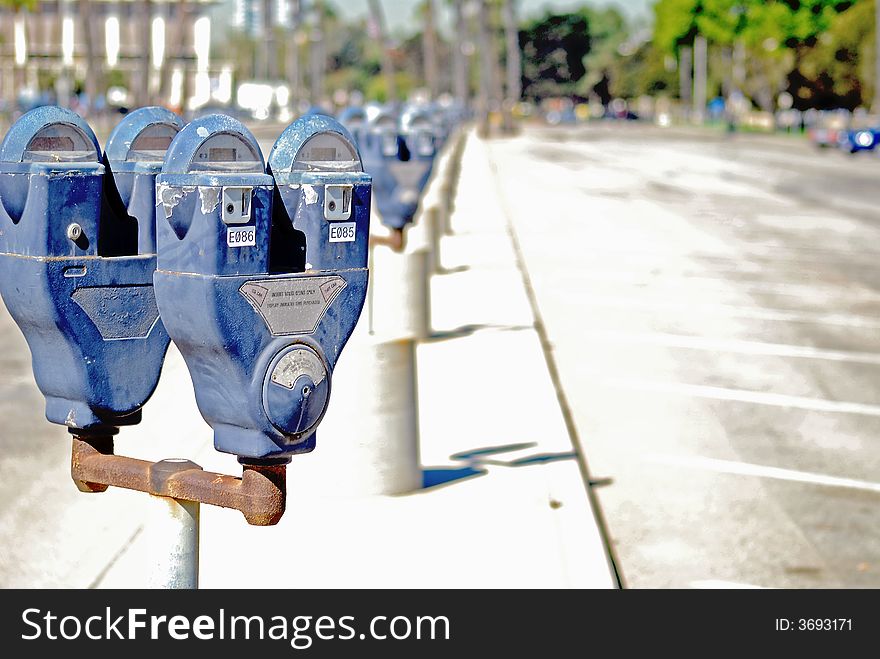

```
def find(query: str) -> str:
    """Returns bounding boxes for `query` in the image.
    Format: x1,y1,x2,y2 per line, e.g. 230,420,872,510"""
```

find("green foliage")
651,0,871,110
654,0,701,52
365,72,417,103
0,0,38,10
580,6,630,92
519,12,592,100
612,41,679,98
654,0,852,52
794,0,874,108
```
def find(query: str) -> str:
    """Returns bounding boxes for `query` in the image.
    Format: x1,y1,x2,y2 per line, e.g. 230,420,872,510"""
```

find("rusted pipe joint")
70,435,286,526
369,227,405,252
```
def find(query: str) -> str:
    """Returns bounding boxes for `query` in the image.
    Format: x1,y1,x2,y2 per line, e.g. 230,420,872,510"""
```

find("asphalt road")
486,122,880,588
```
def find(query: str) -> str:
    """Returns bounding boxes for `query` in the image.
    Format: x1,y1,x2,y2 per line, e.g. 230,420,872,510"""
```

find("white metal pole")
146,495,199,589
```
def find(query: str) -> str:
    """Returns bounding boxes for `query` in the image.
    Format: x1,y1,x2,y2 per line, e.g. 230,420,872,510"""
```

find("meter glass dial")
189,133,263,172
292,133,361,173
127,123,181,161
23,124,98,163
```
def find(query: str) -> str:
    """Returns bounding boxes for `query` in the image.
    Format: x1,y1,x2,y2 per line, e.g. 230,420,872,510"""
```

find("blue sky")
333,1,653,34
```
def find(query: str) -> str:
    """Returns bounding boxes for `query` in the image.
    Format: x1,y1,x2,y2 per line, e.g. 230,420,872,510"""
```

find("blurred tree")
796,0,873,109
0,0,35,9
365,71,416,103
518,12,591,100
653,0,859,111
368,0,397,102
611,41,679,99
578,7,629,96
420,0,439,99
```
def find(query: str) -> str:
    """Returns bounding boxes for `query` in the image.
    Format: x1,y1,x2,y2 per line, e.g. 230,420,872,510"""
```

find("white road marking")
646,453,880,495
566,269,880,301
597,376,880,417
572,294,880,329
544,242,880,265
582,330,880,366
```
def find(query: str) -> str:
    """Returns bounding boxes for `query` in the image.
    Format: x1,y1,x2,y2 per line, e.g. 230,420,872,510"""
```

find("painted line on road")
582,330,880,366
597,376,880,417
570,294,880,330
567,269,880,302
645,453,880,495
535,243,880,268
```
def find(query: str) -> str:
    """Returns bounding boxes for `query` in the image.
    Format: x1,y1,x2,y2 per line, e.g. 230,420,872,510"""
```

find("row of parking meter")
0,106,371,522
339,104,444,233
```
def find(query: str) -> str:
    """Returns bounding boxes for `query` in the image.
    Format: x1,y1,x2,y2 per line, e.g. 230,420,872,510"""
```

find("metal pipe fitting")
70,435,286,526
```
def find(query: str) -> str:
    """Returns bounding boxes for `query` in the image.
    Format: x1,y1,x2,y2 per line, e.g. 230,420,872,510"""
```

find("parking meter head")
357,108,413,229
0,106,170,432
400,108,438,159
0,106,101,241
155,113,369,462
103,106,184,255
338,106,368,149
338,106,367,127
155,113,270,276
269,113,370,272
369,109,402,158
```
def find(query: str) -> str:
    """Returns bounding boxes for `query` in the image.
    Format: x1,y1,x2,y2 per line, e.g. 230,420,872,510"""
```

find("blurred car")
807,113,849,149
545,108,576,125
840,126,880,154
604,98,639,121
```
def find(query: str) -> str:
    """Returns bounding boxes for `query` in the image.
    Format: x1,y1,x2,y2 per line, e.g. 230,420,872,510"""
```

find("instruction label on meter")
239,275,347,335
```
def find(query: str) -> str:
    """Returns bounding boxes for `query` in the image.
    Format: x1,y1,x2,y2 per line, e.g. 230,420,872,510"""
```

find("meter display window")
291,133,361,173
22,124,98,163
381,132,399,157
189,133,263,173
414,132,434,157
126,123,181,161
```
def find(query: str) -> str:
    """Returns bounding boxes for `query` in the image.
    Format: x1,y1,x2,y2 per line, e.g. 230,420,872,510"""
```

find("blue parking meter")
103,106,184,255
398,107,437,192
338,106,368,150
0,106,170,431
153,113,370,463
359,108,415,230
